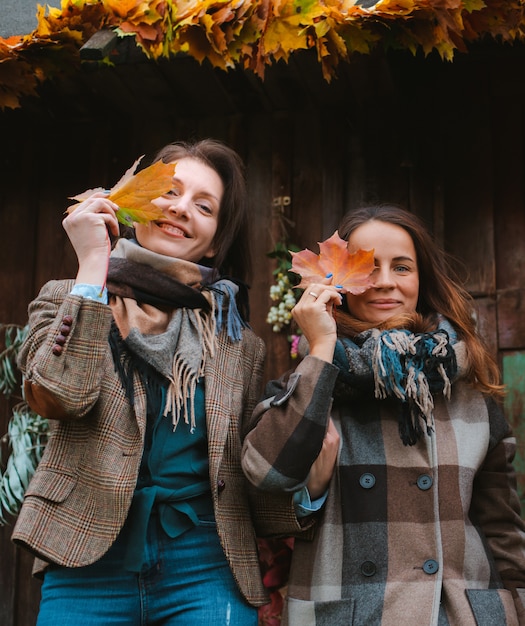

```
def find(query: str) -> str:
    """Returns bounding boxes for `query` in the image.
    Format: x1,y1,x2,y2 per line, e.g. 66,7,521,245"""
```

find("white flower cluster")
266,272,297,332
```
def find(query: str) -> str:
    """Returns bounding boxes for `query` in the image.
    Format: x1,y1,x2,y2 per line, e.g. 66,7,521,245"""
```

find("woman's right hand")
62,192,120,285
292,281,343,362
307,418,340,499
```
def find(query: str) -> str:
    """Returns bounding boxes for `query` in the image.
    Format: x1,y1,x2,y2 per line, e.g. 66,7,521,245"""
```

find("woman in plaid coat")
13,139,301,625
242,205,525,625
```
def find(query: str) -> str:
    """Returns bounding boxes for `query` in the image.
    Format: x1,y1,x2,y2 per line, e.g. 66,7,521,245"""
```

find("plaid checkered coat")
12,280,302,607
242,355,525,624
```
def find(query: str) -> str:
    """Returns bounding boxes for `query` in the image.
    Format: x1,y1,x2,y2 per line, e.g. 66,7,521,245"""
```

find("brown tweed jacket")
242,355,525,624
12,279,302,607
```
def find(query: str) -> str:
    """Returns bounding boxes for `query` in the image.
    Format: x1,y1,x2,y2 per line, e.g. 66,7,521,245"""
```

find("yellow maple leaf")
290,230,375,295
69,158,175,226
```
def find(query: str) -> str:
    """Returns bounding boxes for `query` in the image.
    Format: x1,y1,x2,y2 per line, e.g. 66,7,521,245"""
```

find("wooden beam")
80,30,119,61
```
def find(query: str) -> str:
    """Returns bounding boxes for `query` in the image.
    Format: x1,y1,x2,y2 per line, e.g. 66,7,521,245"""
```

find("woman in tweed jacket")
13,139,301,625
242,204,525,625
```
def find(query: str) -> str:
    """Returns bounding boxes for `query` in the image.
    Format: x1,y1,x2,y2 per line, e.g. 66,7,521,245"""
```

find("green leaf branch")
0,324,48,525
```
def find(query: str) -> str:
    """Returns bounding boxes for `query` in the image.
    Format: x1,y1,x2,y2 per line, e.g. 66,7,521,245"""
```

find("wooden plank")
320,114,345,239
267,111,296,380
490,69,525,291
80,30,119,60
291,107,323,252
0,115,38,325
32,132,80,292
497,288,525,350
242,59,308,114
14,548,42,626
502,351,525,505
0,524,17,625
437,61,496,297
387,55,443,232
472,296,498,361
79,64,143,119
154,56,237,117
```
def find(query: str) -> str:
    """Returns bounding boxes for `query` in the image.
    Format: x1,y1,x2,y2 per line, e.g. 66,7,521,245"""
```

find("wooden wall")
1,42,525,625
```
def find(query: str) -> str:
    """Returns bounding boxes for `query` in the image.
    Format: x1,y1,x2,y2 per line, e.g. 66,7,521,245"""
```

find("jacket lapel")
204,335,241,482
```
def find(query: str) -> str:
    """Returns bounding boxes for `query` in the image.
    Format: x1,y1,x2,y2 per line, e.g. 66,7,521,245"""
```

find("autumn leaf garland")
2,0,525,109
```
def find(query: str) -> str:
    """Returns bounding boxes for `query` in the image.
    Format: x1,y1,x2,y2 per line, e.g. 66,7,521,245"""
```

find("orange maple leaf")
69,158,175,226
290,231,375,295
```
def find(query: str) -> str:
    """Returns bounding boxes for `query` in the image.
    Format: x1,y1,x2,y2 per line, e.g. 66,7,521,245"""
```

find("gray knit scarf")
107,238,248,432
332,317,462,445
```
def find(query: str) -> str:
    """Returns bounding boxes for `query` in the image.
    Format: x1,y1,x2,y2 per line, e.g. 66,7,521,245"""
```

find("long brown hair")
337,204,504,398
138,139,251,283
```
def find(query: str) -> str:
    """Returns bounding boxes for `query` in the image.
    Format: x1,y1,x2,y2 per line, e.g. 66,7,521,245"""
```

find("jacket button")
417,474,433,490
423,559,439,575
359,473,376,489
62,315,73,326
59,324,71,336
217,479,226,493
52,344,63,356
360,560,377,577
55,334,67,346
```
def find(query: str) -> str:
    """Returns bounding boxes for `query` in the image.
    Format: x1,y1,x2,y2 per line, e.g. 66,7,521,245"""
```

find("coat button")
52,344,63,356
217,479,226,493
360,561,377,577
359,473,376,489
423,559,439,575
417,474,433,490
62,315,73,326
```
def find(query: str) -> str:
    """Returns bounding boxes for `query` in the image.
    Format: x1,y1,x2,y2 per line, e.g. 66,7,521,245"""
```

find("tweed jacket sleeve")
242,355,339,493
17,279,114,420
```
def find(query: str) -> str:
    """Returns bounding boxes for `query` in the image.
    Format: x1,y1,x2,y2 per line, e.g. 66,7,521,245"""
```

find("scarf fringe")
373,327,457,445
211,281,249,342
164,304,217,432
333,317,458,446
106,240,248,434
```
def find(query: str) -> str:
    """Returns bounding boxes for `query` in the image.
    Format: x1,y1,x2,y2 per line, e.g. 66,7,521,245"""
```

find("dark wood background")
1,41,525,625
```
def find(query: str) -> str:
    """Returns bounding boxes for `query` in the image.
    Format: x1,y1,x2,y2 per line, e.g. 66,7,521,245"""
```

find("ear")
202,237,217,259
202,245,216,259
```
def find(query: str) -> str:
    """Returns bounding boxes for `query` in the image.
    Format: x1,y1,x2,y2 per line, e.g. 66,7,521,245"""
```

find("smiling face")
134,157,223,262
345,220,420,324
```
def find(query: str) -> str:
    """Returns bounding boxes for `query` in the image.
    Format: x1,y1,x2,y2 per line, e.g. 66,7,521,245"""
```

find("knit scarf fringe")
373,325,456,444
333,318,459,446
164,299,216,432
107,239,249,433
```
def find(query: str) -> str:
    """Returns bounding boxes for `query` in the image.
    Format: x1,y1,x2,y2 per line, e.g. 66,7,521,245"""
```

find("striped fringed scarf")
106,238,249,432
333,317,459,445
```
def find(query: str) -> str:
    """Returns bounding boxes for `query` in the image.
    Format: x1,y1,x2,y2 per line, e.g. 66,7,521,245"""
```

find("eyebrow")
392,255,416,262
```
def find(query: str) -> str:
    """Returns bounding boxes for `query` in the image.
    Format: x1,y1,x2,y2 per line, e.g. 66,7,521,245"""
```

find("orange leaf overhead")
290,230,375,295
69,158,175,226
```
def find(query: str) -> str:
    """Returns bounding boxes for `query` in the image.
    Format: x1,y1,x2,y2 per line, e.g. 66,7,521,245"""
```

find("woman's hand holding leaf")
289,231,375,362
291,281,342,362
63,192,120,287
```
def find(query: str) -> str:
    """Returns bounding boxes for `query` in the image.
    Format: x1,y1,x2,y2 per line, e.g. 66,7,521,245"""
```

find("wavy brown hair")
337,204,504,398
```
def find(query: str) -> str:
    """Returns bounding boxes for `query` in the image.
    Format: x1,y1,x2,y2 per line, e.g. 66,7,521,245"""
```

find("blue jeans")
36,515,258,626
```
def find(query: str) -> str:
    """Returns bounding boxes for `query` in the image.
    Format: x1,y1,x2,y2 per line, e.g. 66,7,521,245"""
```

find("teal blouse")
123,379,214,571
